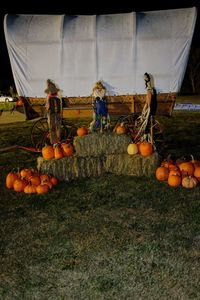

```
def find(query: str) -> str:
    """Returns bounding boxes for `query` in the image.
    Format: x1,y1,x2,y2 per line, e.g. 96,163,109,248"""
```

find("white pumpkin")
127,143,138,155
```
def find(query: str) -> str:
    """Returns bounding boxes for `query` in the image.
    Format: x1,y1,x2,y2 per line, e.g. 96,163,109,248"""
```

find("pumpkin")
127,143,138,155
40,174,50,183
139,142,153,157
77,126,88,137
20,168,32,179
24,184,37,194
194,166,200,181
16,97,24,106
42,144,55,160
155,166,169,181
161,155,173,168
36,184,49,194
29,175,41,186
190,155,200,168
13,178,28,192
168,173,181,187
179,162,194,176
182,176,198,189
54,144,63,160
116,124,126,135
169,169,182,177
50,176,58,186
6,171,19,189
61,143,74,157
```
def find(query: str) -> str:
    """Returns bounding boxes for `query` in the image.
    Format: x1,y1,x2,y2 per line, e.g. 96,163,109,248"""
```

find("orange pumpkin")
20,168,32,179
40,174,50,183
6,171,19,189
24,184,37,194
13,178,28,192
155,166,169,181
36,184,49,194
194,166,200,181
50,176,58,186
61,143,74,157
116,124,126,135
168,173,181,187
161,156,173,168
77,126,88,137
190,155,200,168
179,162,194,176
139,142,153,157
54,144,63,160
42,144,55,160
29,175,41,186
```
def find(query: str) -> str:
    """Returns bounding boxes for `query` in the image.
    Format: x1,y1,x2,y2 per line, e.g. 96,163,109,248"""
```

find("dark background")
0,0,199,93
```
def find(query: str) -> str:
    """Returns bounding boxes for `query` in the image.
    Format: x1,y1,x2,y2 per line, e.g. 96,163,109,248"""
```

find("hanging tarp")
4,7,197,97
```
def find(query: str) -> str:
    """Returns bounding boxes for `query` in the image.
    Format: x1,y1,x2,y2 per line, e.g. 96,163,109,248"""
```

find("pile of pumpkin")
155,156,200,188
6,168,58,194
41,126,89,160
42,142,74,160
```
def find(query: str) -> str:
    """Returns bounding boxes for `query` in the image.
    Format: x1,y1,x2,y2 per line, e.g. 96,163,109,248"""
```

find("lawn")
0,111,200,299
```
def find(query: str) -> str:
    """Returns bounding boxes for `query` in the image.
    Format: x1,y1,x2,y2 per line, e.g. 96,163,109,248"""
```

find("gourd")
127,143,138,155
182,176,198,188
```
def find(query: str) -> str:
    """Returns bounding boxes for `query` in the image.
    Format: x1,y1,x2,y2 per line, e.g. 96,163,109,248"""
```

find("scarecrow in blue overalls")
89,81,110,132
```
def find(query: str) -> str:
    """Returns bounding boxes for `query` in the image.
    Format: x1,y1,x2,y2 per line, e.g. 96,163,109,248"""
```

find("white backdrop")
4,8,197,97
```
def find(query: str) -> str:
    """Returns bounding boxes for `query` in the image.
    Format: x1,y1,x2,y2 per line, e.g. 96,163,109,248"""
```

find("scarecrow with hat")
44,79,62,145
89,81,110,132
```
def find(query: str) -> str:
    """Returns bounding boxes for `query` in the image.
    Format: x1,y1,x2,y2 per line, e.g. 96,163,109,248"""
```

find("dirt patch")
0,111,26,124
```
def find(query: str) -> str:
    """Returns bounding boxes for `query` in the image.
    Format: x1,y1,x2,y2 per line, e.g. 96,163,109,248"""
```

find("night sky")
0,0,199,90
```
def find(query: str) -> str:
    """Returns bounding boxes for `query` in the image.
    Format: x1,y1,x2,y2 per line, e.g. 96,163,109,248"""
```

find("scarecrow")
134,72,157,143
89,81,110,132
44,79,62,145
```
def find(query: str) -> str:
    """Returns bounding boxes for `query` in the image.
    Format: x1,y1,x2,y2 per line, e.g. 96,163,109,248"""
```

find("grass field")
0,111,200,299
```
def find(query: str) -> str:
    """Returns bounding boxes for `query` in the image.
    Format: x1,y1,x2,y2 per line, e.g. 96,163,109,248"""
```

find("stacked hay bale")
37,132,161,181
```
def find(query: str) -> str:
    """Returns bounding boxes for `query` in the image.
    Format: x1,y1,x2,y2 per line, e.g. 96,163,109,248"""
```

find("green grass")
0,102,16,111
0,112,200,299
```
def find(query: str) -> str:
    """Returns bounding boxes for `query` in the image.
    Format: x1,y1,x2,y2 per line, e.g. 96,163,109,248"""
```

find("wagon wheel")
31,118,78,150
113,113,141,138
151,118,165,152
60,119,78,143
114,113,164,152
31,118,49,150
113,113,139,135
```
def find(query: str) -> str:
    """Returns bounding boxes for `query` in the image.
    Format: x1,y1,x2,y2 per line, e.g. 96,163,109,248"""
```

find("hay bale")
37,148,161,181
105,152,161,176
74,132,132,157
37,156,105,181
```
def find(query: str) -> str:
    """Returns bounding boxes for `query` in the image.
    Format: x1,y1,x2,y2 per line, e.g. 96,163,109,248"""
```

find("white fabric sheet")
4,8,197,97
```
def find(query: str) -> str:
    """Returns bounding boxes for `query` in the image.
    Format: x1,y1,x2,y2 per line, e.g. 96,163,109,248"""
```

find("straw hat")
44,79,60,94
